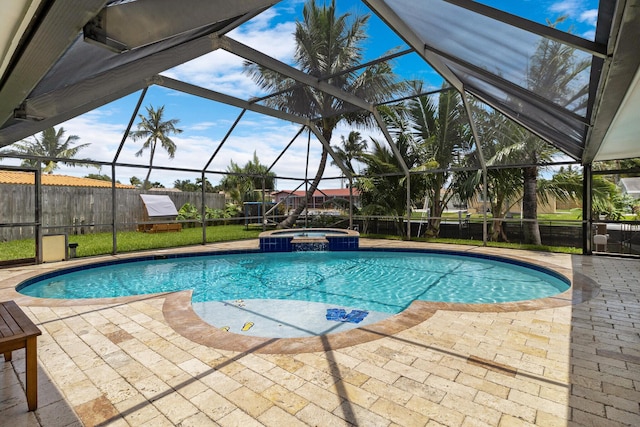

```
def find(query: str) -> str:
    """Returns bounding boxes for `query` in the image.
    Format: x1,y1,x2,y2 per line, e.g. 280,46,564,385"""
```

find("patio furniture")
0,300,42,411
593,234,609,252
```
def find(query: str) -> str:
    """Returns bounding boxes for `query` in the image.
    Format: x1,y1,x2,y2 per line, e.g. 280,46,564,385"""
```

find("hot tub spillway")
259,228,359,252
291,235,329,251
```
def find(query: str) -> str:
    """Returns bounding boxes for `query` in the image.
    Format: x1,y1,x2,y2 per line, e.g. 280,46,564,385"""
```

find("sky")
1,0,600,190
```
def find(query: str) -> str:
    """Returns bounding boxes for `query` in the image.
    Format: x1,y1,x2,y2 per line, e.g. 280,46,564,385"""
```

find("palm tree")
411,87,472,236
549,166,635,220
244,0,404,228
173,179,199,192
457,106,529,242
220,152,276,205
332,131,366,174
379,84,471,237
332,130,366,188
129,176,142,187
129,105,182,189
1,126,93,173
357,133,424,237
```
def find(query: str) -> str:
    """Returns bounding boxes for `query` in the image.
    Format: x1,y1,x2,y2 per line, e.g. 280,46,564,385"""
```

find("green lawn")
0,225,262,261
361,233,580,254
0,222,583,262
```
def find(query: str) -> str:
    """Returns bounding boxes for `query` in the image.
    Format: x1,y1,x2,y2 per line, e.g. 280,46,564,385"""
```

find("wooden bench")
0,300,42,411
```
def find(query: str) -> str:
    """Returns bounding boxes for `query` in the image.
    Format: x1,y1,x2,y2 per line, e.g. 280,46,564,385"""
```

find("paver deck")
1,239,638,426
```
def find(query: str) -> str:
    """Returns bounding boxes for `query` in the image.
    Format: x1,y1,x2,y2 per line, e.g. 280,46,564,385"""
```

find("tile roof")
273,188,360,197
0,171,135,189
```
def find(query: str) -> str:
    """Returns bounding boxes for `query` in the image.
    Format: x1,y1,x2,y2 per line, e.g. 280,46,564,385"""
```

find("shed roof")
619,177,640,194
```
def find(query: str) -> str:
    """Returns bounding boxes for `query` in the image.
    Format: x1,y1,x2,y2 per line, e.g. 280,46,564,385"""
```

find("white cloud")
549,0,582,16
160,6,296,100
579,9,598,26
581,29,596,40
547,1,598,39
189,121,218,132
3,108,366,190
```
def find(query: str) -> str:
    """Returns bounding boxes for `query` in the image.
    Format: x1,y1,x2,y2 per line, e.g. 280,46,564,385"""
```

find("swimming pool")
17,250,569,313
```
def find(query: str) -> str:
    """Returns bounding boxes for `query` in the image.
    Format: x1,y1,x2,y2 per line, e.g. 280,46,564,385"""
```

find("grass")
363,234,581,254
0,239,36,261
0,223,582,262
0,225,262,261
421,210,585,227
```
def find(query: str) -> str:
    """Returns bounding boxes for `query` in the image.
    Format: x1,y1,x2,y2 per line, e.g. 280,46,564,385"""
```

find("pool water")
18,250,569,313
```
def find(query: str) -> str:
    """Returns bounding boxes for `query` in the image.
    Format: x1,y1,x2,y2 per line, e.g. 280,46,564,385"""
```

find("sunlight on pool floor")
191,299,393,338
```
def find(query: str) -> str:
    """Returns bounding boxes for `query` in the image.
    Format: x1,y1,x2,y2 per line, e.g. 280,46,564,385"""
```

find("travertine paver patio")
1,239,639,426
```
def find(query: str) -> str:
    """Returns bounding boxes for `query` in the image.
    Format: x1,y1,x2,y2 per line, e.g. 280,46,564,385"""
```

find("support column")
35,167,42,263
406,177,412,239
111,164,117,254
583,164,592,254
201,171,207,244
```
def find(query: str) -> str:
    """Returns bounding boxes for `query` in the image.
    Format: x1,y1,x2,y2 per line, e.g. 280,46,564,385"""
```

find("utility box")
42,234,68,262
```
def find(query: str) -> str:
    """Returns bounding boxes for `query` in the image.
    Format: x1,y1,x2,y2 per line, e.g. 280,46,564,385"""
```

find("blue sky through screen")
1,0,599,189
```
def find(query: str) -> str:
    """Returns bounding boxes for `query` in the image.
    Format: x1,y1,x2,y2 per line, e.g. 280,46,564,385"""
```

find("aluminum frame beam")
424,43,591,127
203,109,247,170
219,36,377,114
1,78,151,146
464,87,584,161
362,0,465,92
83,0,278,52
306,124,354,180
0,0,108,132
372,109,410,176
584,0,640,163
156,75,308,125
0,33,226,145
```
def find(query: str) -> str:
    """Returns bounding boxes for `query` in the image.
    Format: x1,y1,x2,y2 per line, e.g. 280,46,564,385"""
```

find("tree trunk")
426,174,444,237
277,146,329,229
427,198,441,237
522,166,541,245
490,195,509,242
490,219,510,242
143,141,156,190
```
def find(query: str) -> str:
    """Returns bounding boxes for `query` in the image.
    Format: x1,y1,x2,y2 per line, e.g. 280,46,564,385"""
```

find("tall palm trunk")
143,142,156,190
426,173,445,237
522,166,541,245
278,136,330,229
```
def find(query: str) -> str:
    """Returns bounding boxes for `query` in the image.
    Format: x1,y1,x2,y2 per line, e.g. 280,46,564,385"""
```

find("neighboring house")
619,177,640,200
0,170,135,188
272,188,361,214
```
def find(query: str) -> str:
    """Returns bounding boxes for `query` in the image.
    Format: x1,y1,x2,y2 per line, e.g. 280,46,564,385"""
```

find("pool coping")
258,227,360,238
0,239,599,354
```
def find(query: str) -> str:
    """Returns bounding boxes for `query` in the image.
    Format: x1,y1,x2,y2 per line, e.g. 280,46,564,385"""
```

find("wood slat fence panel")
0,185,225,241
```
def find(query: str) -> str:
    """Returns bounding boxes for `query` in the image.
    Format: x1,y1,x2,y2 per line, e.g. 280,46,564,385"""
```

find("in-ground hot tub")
259,228,359,252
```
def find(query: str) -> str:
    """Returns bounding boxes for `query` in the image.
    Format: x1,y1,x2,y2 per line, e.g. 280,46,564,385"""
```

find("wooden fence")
0,185,225,241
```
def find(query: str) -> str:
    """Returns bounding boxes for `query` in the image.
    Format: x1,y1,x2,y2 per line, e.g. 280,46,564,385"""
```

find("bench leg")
25,337,38,411
3,351,11,361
